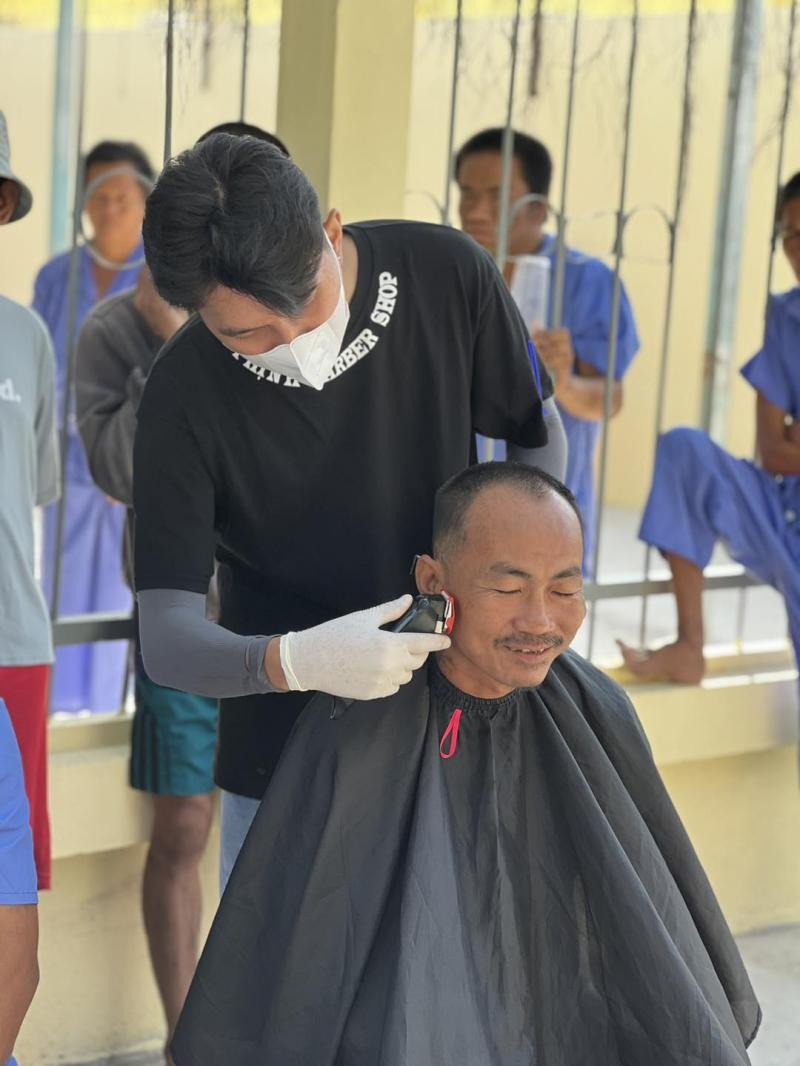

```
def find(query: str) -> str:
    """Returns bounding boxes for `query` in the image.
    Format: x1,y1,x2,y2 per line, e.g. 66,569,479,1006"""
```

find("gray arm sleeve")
507,397,568,481
137,588,278,698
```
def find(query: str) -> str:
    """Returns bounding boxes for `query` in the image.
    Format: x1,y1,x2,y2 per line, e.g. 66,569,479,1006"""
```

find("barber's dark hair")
433,462,582,558
778,171,800,217
84,140,155,182
197,122,290,157
455,128,553,197
142,133,322,313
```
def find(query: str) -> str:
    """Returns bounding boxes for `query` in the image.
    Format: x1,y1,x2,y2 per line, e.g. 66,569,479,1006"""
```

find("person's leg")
142,792,214,1059
618,427,789,683
130,665,219,1062
0,665,52,888
219,790,261,895
619,552,705,682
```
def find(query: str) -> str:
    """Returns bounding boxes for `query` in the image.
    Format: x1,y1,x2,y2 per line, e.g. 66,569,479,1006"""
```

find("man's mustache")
495,633,564,650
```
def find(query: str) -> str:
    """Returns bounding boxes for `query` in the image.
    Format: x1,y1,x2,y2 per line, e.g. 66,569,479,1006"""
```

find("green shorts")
130,674,218,796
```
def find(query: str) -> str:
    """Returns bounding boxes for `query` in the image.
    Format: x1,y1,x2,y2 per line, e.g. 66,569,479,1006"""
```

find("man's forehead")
458,152,525,186
456,487,583,560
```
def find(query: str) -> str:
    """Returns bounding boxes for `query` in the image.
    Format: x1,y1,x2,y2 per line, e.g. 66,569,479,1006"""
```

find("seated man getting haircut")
171,463,759,1066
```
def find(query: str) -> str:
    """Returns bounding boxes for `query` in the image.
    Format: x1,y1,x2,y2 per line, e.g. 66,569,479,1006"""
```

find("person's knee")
149,794,214,867
658,425,710,465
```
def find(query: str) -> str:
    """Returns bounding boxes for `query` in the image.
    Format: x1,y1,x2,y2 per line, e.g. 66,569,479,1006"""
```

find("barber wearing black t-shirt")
135,134,563,886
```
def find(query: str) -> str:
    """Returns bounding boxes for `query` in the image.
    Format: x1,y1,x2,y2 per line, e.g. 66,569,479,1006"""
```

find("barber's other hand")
279,595,451,701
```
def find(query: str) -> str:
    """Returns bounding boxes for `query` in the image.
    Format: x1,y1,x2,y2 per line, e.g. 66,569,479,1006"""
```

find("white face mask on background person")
236,238,350,391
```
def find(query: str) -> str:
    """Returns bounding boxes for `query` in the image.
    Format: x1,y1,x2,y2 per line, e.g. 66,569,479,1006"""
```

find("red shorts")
0,665,51,890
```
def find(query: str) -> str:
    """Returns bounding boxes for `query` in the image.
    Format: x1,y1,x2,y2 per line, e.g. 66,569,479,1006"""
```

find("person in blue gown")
32,141,154,713
456,128,640,574
619,171,800,683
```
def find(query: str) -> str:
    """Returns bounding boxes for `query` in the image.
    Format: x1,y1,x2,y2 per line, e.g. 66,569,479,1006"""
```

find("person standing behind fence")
618,173,800,684
456,128,640,573
32,140,153,714
0,112,59,893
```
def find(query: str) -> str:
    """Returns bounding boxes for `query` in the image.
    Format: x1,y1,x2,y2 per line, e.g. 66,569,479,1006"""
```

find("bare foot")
616,639,705,685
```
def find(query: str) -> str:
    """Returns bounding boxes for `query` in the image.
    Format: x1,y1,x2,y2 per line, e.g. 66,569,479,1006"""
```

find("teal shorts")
130,674,218,796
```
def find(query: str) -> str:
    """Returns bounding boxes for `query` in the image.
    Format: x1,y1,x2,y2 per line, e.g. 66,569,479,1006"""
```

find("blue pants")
640,427,800,657
220,790,260,895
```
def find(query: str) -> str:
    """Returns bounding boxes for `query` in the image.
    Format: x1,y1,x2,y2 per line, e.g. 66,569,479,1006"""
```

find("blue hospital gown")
32,245,142,713
479,236,640,574
639,287,800,659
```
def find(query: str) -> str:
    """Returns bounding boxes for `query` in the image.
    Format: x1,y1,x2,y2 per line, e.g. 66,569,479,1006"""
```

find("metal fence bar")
637,0,699,646
49,0,76,255
484,0,524,462
240,0,251,122
586,0,640,658
164,0,176,162
495,0,525,275
700,0,762,441
53,614,136,646
585,568,760,603
762,0,798,308
733,0,799,649
52,571,762,642
442,0,464,227
551,0,582,329
49,0,88,622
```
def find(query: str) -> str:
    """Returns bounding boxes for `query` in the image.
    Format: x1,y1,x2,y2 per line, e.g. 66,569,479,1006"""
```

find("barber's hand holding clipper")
263,595,451,700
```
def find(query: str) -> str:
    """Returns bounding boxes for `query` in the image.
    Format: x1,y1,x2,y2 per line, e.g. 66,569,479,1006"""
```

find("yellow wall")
2,2,798,517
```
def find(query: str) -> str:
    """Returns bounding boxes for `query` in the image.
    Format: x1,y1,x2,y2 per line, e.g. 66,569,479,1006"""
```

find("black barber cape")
172,652,760,1066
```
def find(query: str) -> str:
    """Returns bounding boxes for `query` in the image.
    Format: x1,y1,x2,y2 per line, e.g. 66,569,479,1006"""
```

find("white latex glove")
279,595,451,701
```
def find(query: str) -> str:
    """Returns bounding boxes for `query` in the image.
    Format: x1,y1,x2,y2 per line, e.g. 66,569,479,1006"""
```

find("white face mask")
236,238,350,391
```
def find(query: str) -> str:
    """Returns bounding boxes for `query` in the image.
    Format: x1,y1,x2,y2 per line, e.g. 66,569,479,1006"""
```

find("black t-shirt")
134,220,552,797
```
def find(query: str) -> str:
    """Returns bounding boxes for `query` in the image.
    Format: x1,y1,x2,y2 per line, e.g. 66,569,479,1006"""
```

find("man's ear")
0,180,20,226
322,209,343,258
414,554,444,595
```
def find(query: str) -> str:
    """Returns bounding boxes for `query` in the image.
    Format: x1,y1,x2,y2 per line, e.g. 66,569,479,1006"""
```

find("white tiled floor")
738,924,800,1066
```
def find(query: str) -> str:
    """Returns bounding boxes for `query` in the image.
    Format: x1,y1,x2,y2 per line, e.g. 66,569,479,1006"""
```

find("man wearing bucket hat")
0,111,60,900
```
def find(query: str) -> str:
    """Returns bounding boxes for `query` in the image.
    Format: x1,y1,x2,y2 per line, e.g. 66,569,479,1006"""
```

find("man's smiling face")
417,484,586,698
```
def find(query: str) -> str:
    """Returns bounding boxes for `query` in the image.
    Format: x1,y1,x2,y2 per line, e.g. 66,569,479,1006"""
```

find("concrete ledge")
47,653,799,861
50,729,151,862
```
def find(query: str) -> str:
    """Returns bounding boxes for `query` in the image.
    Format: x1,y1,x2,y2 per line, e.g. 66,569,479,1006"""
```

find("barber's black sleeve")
470,246,554,449
133,361,218,596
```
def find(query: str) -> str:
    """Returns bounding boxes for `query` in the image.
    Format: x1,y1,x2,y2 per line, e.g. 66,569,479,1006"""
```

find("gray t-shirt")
0,295,60,666
76,288,158,506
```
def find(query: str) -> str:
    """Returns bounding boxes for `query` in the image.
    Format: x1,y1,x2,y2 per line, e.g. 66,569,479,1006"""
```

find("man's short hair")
84,140,155,183
455,128,553,198
197,122,290,157
142,133,322,313
433,462,582,558
778,171,800,216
